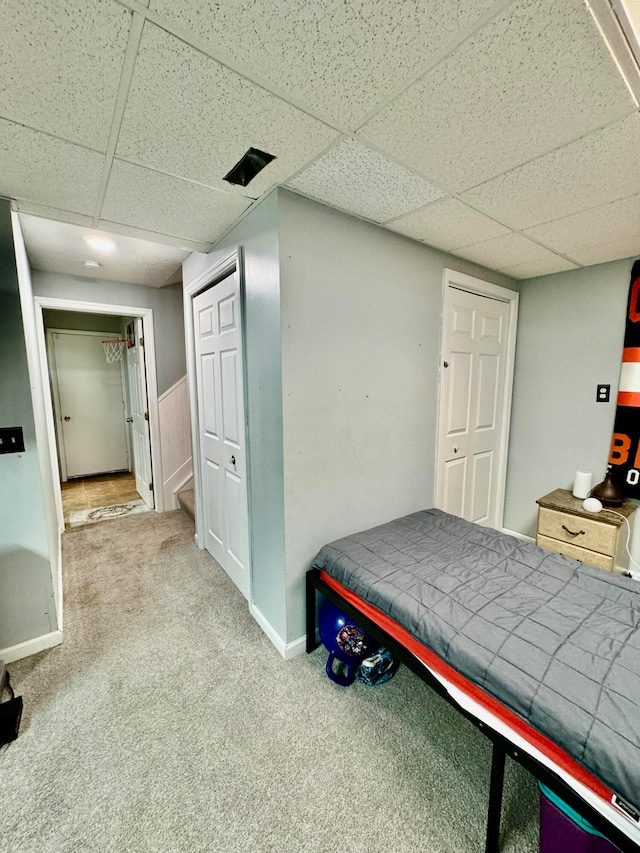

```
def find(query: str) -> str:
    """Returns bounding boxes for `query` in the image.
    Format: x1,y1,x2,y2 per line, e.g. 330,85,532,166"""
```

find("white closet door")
193,272,250,599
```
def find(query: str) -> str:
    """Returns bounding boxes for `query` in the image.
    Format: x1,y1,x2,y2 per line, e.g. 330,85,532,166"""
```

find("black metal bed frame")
306,567,640,853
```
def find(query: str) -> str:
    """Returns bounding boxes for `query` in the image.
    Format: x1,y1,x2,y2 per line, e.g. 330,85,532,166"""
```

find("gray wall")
277,191,518,641
503,257,636,537
184,192,286,640
32,273,186,395
0,200,56,650
186,188,518,647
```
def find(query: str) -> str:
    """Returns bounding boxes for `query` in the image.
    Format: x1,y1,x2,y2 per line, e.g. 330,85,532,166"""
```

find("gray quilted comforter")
312,509,640,810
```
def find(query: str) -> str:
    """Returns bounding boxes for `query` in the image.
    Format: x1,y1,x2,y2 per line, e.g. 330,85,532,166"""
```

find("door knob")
230,455,236,466
64,416,71,421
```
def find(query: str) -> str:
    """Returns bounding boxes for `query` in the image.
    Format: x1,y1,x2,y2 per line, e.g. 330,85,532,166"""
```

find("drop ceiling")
0,0,639,285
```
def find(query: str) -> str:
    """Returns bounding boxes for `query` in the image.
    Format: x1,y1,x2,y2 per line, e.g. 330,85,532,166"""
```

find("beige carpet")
1,510,539,852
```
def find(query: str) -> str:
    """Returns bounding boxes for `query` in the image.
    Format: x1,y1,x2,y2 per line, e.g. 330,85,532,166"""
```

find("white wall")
158,376,193,509
504,257,635,537
278,191,517,643
32,273,186,395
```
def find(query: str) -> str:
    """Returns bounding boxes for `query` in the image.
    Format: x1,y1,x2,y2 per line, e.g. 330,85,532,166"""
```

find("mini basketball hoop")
102,339,126,363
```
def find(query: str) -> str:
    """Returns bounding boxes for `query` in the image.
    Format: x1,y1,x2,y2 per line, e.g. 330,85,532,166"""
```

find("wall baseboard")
249,603,305,660
1,629,63,664
158,374,187,403
284,634,307,659
501,527,535,544
163,459,194,510
178,476,194,494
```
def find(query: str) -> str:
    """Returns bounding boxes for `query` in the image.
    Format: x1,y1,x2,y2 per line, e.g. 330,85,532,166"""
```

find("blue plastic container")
539,783,620,853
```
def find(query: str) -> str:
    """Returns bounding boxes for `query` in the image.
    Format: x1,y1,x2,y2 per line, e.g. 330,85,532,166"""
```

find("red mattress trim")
319,569,612,804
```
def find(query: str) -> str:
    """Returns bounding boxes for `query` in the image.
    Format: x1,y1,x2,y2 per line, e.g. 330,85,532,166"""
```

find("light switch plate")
0,427,25,453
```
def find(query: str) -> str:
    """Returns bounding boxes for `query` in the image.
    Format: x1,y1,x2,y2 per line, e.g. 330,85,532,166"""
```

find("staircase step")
178,488,195,522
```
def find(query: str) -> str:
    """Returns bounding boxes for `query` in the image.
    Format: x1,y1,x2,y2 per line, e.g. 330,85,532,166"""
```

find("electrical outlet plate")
597,384,611,402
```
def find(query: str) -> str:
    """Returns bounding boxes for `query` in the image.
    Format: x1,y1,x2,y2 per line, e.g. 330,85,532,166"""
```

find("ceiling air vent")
223,148,276,187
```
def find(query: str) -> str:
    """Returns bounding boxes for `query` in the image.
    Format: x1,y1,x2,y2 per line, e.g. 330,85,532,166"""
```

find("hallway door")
125,318,154,508
52,331,128,478
436,274,518,528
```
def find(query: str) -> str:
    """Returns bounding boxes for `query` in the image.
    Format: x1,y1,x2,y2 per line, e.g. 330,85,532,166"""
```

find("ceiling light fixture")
83,234,117,253
587,0,640,105
615,0,640,48
84,260,101,268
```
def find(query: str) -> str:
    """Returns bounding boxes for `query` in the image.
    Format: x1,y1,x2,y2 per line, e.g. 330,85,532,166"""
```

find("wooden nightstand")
536,489,636,572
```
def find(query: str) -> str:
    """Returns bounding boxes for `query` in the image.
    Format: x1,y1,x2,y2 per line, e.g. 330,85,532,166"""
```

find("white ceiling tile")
95,221,211,254
0,0,132,151
454,232,565,270
387,197,510,250
570,235,640,267
116,23,339,196
11,201,94,229
18,214,188,287
461,114,640,231
149,0,501,129
523,194,640,265
359,0,636,192
101,160,251,244
499,256,579,280
0,119,103,216
287,139,444,223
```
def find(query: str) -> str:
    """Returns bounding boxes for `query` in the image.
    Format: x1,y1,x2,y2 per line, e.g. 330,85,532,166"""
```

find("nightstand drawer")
537,507,617,555
535,534,614,571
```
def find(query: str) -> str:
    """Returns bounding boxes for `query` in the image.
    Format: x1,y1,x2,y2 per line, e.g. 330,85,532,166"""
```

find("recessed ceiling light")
84,260,101,268
83,234,117,253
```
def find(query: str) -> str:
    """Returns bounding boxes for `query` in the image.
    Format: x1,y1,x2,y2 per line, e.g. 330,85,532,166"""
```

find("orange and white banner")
608,261,640,493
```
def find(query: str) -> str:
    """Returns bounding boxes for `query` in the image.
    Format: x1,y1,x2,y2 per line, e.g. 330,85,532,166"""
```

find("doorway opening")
42,309,156,528
32,296,164,546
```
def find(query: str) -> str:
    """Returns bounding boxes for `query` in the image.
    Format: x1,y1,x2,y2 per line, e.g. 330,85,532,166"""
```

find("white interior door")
437,286,511,527
52,331,129,478
193,273,250,599
126,318,154,508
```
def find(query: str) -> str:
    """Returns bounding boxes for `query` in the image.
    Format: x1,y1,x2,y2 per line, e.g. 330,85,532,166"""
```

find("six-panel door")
193,273,249,599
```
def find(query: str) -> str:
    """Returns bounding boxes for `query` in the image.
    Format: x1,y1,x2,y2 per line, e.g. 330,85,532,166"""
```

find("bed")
306,508,640,853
